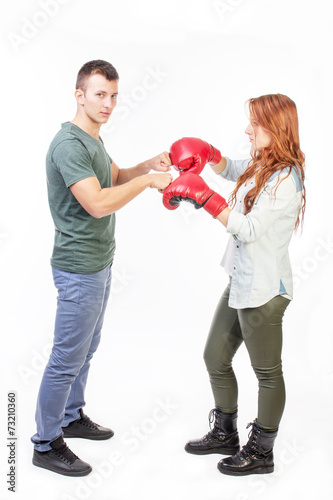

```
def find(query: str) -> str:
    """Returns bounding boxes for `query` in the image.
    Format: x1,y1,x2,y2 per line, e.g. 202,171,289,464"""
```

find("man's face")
77,74,118,125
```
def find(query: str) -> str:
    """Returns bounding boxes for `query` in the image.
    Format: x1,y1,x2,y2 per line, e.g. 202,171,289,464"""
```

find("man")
31,60,172,477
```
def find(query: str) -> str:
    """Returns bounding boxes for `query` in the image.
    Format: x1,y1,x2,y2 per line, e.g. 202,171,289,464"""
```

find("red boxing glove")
163,173,228,218
169,137,222,175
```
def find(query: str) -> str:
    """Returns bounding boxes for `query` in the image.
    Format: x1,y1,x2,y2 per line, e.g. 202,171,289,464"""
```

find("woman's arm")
220,173,300,242
214,157,251,182
210,156,227,175
216,207,231,227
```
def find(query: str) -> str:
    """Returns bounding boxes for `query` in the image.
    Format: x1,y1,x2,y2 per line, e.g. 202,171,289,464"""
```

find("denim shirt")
220,157,303,309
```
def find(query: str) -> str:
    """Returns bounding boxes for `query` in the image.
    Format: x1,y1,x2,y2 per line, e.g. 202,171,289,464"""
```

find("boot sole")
217,462,274,476
185,444,240,456
32,457,92,477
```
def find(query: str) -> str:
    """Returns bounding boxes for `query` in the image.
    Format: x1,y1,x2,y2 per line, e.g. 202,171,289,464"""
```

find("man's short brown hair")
76,60,119,91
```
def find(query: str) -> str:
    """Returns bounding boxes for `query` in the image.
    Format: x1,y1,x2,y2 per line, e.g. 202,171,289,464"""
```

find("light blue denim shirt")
220,157,303,309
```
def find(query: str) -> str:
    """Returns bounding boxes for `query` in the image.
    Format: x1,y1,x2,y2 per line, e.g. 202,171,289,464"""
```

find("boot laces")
208,408,227,439
208,409,217,430
239,421,274,461
236,421,260,460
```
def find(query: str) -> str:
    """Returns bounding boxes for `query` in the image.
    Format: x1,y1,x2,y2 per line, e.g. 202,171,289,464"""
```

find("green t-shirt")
46,122,116,274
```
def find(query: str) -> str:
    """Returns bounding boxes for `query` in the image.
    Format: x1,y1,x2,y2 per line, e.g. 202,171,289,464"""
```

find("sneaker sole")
32,458,92,477
62,431,114,440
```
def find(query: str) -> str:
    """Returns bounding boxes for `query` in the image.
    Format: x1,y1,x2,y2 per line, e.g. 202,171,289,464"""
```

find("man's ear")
74,88,85,105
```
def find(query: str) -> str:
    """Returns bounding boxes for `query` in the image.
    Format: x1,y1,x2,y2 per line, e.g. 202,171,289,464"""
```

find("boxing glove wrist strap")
203,192,228,218
208,144,222,165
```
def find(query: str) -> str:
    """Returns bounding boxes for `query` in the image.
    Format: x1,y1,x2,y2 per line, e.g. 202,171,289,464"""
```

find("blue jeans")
31,264,112,451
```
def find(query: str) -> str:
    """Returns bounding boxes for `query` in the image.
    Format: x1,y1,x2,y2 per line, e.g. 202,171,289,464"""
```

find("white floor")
1,242,332,500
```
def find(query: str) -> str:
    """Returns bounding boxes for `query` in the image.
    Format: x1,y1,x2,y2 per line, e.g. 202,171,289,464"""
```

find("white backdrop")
1,0,333,499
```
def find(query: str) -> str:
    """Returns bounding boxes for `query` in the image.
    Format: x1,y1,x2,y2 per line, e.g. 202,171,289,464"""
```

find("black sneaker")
32,436,92,477
62,409,114,440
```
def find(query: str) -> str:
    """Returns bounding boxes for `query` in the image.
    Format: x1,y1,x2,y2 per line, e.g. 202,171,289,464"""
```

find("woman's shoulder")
268,166,303,192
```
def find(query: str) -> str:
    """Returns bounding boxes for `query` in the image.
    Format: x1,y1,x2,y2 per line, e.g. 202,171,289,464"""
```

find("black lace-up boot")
217,420,278,476
185,408,240,455
62,408,114,440
33,436,92,476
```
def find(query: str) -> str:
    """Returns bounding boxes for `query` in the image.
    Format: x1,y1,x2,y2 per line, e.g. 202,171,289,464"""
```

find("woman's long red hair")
230,94,306,230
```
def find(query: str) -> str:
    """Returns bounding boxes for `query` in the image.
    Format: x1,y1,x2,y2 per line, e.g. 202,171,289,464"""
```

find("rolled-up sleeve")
227,173,299,242
221,157,250,182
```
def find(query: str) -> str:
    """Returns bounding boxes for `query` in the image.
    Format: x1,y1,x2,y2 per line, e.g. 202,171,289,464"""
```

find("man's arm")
70,172,172,219
112,152,171,186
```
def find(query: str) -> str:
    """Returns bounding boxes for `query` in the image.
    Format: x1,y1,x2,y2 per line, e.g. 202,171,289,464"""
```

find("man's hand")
145,152,172,172
113,152,171,186
149,173,173,191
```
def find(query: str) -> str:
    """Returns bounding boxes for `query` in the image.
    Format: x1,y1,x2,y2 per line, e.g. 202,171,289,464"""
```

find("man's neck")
71,113,101,141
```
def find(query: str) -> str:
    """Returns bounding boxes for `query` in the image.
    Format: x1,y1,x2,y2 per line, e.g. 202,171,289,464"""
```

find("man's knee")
47,348,86,377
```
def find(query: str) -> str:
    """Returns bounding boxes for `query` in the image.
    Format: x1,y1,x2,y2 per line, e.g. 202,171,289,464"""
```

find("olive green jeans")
203,282,290,431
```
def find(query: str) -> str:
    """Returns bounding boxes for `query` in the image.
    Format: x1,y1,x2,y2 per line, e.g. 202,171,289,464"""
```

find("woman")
163,94,306,476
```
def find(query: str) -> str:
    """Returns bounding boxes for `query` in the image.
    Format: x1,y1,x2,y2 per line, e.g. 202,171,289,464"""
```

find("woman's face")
245,118,271,151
